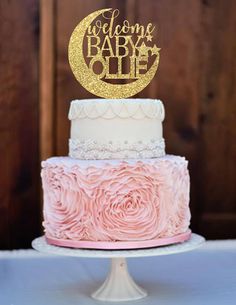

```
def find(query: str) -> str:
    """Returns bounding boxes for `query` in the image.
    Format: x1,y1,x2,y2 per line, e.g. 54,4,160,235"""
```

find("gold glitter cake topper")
68,8,160,98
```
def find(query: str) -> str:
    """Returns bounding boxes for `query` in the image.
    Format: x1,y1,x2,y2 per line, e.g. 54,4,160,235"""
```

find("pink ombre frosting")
41,155,191,244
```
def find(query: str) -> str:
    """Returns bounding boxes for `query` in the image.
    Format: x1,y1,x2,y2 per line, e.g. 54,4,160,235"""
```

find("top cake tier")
68,99,165,160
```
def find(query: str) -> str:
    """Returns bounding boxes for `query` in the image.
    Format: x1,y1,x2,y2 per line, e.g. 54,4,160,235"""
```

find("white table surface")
1,240,236,305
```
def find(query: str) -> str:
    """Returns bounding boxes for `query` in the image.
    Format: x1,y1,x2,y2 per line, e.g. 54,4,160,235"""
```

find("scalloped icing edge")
68,99,165,120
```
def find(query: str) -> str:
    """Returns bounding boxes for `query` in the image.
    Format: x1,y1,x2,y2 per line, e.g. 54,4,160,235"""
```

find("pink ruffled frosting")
41,156,191,242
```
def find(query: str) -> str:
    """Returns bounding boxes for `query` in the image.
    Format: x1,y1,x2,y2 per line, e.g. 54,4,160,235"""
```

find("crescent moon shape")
68,8,160,99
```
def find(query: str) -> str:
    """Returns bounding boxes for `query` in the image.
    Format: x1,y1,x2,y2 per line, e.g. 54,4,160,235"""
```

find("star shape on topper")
138,42,149,56
146,34,153,42
151,44,161,56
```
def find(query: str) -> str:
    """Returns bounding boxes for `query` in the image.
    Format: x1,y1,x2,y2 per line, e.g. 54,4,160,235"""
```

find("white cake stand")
32,233,205,302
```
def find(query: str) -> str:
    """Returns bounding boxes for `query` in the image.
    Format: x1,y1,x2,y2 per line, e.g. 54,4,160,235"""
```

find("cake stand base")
91,257,147,301
32,233,205,302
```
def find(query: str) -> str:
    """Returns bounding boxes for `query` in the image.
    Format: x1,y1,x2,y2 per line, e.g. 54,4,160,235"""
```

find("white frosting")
69,99,165,160
69,99,165,119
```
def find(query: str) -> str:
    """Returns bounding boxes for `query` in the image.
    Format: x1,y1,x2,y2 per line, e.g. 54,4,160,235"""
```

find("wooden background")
1,0,236,249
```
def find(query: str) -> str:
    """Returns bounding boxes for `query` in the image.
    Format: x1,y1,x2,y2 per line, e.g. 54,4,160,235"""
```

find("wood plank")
200,213,236,239
0,0,40,249
40,0,56,160
198,0,236,238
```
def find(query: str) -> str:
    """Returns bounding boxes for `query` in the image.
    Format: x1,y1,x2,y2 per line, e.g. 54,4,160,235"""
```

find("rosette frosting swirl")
41,156,190,242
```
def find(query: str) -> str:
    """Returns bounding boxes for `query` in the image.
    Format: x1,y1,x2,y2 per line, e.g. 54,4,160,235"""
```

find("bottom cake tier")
41,155,191,249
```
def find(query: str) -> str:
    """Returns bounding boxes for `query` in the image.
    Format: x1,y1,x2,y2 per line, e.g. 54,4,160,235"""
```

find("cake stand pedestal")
32,233,204,302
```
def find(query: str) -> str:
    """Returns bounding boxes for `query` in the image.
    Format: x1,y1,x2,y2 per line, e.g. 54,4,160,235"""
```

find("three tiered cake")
41,98,191,249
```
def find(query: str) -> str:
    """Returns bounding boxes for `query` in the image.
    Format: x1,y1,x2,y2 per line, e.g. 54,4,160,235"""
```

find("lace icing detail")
68,99,165,120
69,138,165,160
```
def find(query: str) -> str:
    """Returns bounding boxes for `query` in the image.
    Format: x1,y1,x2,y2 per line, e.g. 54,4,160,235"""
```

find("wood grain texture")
0,0,40,249
40,0,56,160
198,0,236,238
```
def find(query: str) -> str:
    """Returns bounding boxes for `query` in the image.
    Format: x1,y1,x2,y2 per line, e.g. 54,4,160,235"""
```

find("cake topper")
68,8,160,98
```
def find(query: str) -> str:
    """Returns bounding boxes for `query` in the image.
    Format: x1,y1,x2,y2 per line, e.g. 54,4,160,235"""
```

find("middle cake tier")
41,155,191,249
68,98,165,159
